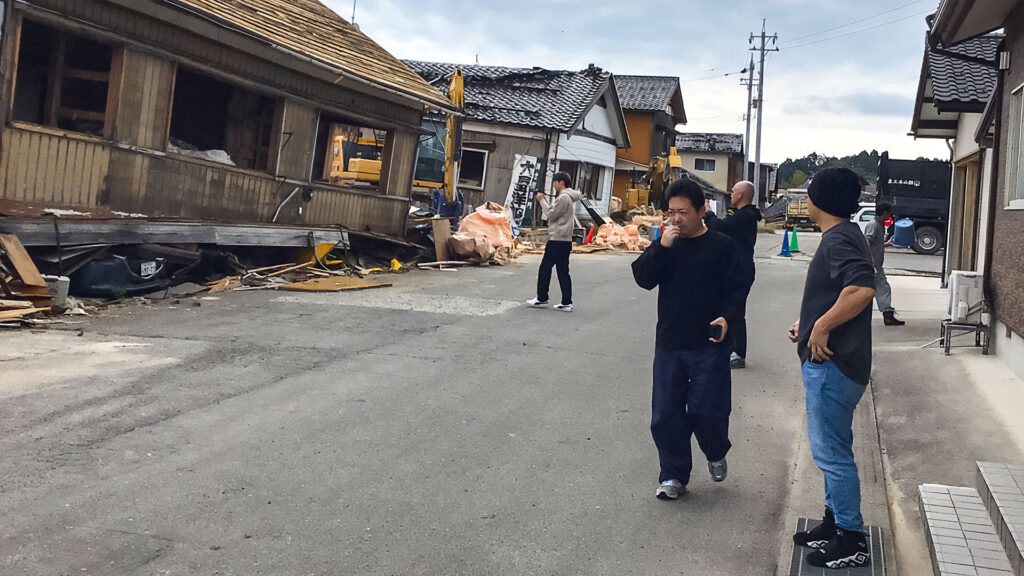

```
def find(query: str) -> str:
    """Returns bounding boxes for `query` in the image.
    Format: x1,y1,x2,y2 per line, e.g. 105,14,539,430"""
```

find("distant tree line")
777,150,943,191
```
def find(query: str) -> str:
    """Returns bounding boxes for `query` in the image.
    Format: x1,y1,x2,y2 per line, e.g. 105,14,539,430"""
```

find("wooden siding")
0,125,410,236
21,0,423,130
0,126,110,207
619,111,653,165
277,101,317,181
464,129,548,206
114,49,175,149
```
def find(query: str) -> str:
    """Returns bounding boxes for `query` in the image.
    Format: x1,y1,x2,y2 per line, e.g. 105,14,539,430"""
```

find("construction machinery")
329,131,384,184
622,147,684,209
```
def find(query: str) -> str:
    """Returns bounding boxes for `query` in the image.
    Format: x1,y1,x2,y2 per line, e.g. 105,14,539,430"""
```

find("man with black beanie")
788,167,877,569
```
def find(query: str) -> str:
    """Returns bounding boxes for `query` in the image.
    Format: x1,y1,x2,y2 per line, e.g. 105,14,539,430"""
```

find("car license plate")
140,261,157,276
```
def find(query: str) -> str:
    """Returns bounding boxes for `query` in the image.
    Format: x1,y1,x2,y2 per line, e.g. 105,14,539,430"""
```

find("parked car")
852,203,875,233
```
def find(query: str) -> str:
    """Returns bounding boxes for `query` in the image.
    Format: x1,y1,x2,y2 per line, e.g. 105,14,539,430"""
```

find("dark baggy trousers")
652,345,733,484
537,240,572,305
732,279,753,359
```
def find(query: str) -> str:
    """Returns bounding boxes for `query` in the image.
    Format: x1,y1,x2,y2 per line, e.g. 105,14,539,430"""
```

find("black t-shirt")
632,230,744,350
797,221,876,385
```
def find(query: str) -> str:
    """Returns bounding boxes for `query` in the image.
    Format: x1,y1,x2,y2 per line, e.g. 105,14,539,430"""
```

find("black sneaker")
805,528,870,569
793,508,836,548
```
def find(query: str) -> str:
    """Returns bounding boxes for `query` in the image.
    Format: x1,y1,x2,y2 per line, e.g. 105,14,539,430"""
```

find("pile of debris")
0,233,54,326
592,223,650,251
426,202,520,269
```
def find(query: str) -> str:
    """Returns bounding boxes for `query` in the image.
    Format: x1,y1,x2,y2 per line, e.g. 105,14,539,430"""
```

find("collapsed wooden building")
0,0,455,246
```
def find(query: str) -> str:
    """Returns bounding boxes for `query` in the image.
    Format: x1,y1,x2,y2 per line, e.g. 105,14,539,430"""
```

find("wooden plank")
5,14,24,119
279,276,389,293
103,47,125,140
0,233,47,286
0,299,34,309
0,307,50,320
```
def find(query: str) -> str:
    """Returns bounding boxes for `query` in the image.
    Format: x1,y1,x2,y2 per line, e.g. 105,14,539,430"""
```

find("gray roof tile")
615,75,681,111
676,133,744,154
404,60,611,133
927,33,1001,109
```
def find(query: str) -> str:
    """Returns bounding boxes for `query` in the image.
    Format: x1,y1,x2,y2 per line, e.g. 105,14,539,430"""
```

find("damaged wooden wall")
0,0,430,237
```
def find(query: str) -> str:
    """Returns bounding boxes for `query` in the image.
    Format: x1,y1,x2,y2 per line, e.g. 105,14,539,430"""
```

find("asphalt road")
2,248,820,575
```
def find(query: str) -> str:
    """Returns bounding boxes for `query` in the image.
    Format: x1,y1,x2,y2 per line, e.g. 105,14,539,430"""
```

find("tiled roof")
167,0,451,109
615,75,681,112
927,33,1001,109
676,133,744,155
404,61,611,132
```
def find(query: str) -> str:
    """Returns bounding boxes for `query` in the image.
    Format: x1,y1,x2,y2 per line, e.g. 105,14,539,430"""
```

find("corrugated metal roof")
676,133,744,154
164,0,450,109
405,60,612,133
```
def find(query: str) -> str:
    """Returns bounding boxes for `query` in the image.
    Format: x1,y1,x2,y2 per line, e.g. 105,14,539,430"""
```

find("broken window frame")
167,66,283,174
309,109,391,193
7,16,123,139
458,148,487,190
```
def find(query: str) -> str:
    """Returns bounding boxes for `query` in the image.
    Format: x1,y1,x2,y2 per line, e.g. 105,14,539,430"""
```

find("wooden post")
431,217,451,262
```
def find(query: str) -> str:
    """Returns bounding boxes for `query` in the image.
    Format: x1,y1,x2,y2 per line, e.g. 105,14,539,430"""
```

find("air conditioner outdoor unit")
948,270,984,324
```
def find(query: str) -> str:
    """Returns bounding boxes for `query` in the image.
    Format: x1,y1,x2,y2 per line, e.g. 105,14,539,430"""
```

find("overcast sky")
323,0,950,164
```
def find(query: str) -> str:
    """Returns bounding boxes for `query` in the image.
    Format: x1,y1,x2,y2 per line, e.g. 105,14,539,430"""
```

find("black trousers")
652,345,732,483
732,280,753,359
537,240,572,305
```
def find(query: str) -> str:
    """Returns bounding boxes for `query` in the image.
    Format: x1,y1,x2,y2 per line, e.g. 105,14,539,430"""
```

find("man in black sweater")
705,180,763,369
632,179,745,501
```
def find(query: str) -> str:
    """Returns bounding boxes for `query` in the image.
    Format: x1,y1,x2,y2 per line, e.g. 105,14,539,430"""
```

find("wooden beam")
0,219,351,247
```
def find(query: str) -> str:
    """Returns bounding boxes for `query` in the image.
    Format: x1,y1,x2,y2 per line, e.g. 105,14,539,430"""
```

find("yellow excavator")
328,69,465,210
623,147,683,209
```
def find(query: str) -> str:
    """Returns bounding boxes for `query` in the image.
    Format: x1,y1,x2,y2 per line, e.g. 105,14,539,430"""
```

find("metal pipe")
272,186,301,223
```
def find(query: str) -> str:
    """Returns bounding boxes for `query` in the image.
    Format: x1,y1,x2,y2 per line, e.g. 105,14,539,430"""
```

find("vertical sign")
505,154,539,226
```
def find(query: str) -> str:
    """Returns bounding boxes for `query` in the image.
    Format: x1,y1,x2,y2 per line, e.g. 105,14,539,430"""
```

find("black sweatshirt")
632,230,745,350
704,205,763,283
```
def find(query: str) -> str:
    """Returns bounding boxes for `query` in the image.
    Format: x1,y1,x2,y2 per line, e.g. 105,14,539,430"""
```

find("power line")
680,67,748,83
780,10,932,51
785,0,927,44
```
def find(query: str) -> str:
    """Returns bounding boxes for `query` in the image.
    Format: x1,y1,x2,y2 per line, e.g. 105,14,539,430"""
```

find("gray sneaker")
729,353,745,369
708,458,727,482
656,479,685,500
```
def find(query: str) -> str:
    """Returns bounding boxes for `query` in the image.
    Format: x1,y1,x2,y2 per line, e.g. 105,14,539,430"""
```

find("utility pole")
750,19,778,208
741,54,754,181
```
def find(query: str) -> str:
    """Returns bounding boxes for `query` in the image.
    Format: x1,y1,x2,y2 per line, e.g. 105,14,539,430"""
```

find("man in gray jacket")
526,171,581,312
863,202,904,326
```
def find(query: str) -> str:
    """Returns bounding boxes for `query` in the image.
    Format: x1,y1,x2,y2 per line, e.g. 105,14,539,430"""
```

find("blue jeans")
652,346,732,484
802,360,867,533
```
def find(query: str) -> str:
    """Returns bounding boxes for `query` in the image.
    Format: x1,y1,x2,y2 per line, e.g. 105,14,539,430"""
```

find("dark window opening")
311,113,387,189
694,157,717,172
169,68,278,171
459,149,486,189
413,120,445,185
12,20,114,136
558,160,600,199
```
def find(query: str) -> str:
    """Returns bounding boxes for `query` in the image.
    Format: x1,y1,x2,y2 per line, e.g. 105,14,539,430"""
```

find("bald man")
704,181,763,368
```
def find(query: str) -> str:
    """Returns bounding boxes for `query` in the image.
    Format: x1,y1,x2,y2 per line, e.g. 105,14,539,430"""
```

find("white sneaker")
553,303,573,312
525,298,548,307
656,479,685,500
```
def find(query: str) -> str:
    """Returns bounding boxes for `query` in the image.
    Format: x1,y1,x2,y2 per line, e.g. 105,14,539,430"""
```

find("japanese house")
611,75,687,202
928,0,1024,378
404,61,630,224
0,0,454,245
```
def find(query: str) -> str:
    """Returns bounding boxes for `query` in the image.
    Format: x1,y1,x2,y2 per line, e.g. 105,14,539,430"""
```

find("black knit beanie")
807,167,862,218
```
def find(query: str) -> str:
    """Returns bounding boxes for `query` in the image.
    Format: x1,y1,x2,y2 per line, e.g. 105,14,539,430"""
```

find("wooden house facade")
0,0,453,241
